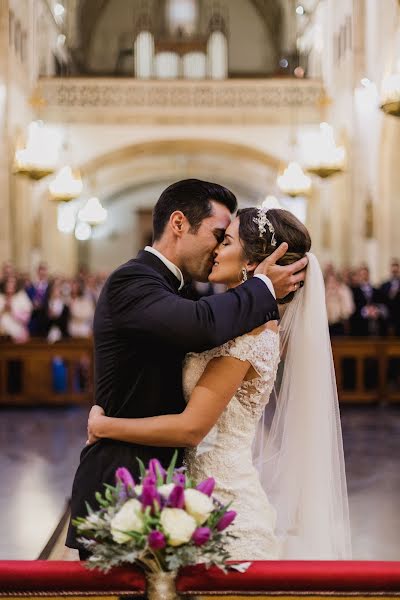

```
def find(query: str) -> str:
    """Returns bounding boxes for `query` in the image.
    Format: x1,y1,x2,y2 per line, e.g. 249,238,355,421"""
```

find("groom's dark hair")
152,179,237,241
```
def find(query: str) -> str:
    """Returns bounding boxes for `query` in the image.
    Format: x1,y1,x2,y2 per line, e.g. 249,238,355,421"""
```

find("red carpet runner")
0,560,399,596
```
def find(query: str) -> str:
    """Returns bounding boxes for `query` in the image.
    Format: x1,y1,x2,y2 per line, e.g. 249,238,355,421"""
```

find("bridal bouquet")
73,452,237,580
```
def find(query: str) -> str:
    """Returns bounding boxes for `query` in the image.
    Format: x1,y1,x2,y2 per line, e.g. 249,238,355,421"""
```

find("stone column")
0,0,12,261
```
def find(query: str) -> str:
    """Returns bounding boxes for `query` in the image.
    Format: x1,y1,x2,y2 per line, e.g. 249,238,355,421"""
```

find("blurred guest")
349,266,388,336
26,262,50,335
19,272,32,290
77,264,89,287
323,263,335,279
44,278,70,342
0,261,15,292
0,276,32,343
380,259,400,335
68,279,94,338
60,277,72,303
325,272,355,336
84,274,101,304
95,271,108,296
341,267,358,288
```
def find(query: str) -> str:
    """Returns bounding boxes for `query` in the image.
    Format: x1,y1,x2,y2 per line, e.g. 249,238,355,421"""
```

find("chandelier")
49,166,83,202
305,122,346,178
380,72,400,116
75,221,92,241
13,120,61,180
381,1,400,116
277,161,312,197
57,202,77,234
78,196,108,226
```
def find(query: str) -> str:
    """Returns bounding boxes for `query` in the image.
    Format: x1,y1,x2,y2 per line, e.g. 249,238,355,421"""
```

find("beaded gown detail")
183,329,281,559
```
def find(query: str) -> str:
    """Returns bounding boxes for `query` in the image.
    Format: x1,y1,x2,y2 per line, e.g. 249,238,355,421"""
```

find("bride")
87,207,352,560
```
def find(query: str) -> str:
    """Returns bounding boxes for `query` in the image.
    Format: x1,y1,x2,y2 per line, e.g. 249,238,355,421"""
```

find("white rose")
184,489,214,525
160,508,197,546
158,483,175,498
110,498,144,544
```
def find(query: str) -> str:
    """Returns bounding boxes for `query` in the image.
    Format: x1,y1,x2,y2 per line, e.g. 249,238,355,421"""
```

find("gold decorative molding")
38,77,325,125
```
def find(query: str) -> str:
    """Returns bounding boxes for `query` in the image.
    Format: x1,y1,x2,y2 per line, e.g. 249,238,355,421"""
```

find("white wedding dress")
183,329,282,560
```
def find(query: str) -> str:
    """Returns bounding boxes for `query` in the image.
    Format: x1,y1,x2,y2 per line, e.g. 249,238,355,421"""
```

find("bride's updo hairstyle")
237,208,311,304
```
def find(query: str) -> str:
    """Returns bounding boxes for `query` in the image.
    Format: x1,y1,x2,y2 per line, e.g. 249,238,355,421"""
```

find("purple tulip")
141,483,161,513
167,485,185,509
148,459,166,482
192,527,211,546
196,477,215,497
216,510,237,531
142,472,156,487
148,530,166,550
115,467,135,490
173,472,186,486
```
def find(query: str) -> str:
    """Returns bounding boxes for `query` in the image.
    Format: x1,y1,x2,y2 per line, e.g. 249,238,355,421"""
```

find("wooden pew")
0,340,93,406
0,338,399,406
331,337,400,403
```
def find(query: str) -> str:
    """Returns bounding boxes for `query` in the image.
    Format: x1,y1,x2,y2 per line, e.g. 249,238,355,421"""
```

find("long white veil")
254,252,352,559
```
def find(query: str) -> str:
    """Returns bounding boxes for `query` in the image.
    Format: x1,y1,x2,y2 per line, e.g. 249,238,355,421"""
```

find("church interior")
0,0,400,595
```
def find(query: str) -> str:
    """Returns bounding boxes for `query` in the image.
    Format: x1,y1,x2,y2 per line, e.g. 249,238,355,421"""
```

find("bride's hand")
255,242,308,299
86,405,105,445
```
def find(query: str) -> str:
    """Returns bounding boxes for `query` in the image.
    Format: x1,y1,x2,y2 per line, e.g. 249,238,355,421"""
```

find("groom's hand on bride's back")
254,242,308,300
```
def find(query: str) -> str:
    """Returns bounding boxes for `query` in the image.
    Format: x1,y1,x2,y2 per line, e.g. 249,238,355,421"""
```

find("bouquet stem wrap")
147,570,178,600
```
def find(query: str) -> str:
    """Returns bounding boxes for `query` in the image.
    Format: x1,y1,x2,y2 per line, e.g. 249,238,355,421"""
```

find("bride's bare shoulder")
248,320,279,336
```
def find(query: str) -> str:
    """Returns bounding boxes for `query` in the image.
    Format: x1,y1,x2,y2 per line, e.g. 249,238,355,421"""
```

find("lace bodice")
183,329,280,440
182,328,281,560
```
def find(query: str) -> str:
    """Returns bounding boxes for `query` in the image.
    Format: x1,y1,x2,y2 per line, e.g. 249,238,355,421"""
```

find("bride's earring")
241,268,248,283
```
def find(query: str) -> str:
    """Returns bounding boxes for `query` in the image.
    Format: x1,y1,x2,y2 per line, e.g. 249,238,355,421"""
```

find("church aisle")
0,405,399,560
0,406,88,560
342,405,400,560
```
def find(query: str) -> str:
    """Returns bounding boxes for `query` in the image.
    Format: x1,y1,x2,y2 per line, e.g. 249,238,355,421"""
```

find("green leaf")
155,465,164,487
95,491,109,507
136,456,146,479
85,501,94,515
166,449,178,483
104,483,117,493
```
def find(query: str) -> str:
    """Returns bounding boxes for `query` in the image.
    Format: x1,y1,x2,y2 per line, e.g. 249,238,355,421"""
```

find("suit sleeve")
108,266,279,353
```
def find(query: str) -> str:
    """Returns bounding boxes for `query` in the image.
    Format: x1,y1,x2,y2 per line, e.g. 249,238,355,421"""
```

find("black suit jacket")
380,280,400,334
349,285,387,336
67,250,278,548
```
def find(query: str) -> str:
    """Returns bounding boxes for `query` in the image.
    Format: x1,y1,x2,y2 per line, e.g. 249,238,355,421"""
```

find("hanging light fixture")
78,196,107,226
304,122,346,178
261,195,283,209
57,202,77,234
380,71,400,116
380,1,400,116
277,161,312,197
74,221,92,241
49,166,83,202
13,120,61,180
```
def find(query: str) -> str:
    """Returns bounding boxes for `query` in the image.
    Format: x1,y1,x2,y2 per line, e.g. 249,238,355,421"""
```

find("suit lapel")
135,250,181,293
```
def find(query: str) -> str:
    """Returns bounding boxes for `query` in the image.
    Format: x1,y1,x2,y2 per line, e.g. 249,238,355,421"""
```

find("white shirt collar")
144,246,184,291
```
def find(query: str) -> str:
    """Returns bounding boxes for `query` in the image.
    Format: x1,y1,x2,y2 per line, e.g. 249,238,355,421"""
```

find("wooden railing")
0,338,400,406
0,340,93,405
332,337,400,403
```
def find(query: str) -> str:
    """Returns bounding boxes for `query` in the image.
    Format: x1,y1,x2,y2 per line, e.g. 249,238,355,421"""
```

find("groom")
66,179,307,555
